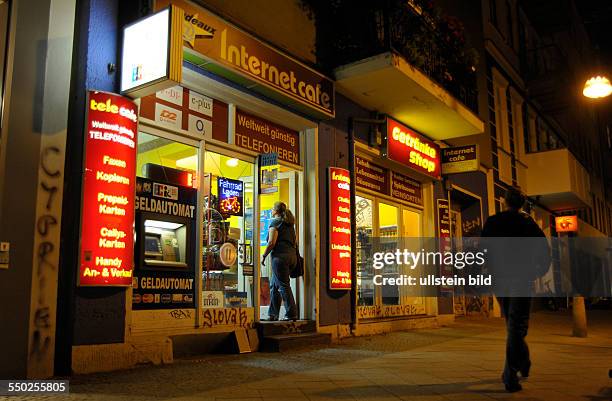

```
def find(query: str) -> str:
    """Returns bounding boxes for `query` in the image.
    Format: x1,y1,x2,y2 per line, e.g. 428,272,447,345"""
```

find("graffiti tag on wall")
201,307,253,329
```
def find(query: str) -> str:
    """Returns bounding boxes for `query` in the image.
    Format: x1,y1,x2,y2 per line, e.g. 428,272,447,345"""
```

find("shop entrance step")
257,319,316,337
259,332,331,353
255,320,330,352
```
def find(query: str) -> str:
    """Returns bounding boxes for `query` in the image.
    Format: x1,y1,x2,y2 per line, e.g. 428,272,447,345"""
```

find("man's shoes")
502,372,523,393
519,361,531,378
504,381,523,393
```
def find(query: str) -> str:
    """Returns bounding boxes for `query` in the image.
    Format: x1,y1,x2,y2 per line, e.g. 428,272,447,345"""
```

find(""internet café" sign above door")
155,0,335,119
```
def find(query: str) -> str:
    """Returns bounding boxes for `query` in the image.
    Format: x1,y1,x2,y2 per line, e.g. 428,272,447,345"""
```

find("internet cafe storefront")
120,1,334,341
354,117,440,328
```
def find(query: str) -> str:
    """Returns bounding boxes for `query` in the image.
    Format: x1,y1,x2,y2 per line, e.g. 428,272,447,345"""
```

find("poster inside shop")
259,153,279,194
78,91,138,286
133,177,197,310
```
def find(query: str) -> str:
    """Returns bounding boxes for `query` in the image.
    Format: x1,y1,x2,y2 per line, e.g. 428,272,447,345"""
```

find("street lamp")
572,73,611,338
582,75,612,99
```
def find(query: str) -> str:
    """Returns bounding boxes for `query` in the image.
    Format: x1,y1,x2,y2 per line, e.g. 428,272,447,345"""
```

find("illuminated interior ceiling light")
176,155,197,170
226,158,239,167
583,76,612,99
144,220,184,230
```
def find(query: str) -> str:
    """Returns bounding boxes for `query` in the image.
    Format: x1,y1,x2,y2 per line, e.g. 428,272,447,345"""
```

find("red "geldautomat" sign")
328,167,352,290
386,117,441,179
78,91,138,286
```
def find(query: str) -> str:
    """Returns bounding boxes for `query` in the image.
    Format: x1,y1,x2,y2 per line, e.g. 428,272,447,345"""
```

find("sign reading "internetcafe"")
155,0,335,118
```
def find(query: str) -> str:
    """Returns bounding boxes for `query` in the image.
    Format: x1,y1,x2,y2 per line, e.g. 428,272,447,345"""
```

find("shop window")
202,151,255,309
133,132,199,311
355,192,426,314
136,132,198,185
379,202,399,305
356,196,374,306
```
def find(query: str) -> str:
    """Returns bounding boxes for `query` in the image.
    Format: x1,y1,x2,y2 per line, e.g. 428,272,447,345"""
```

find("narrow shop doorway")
259,167,305,320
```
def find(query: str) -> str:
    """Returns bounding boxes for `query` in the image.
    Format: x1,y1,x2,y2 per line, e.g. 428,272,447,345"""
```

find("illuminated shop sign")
328,167,352,290
155,0,335,118
555,215,578,233
236,110,300,165
218,177,244,216
121,6,183,98
78,91,138,286
441,145,479,174
391,171,422,206
355,156,389,195
386,117,441,179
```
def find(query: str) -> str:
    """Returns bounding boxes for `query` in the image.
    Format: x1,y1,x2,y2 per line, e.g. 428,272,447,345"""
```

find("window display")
356,196,374,305
202,151,255,308
355,191,426,315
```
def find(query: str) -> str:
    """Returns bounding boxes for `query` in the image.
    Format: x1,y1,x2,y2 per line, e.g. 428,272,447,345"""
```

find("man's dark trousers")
499,297,531,380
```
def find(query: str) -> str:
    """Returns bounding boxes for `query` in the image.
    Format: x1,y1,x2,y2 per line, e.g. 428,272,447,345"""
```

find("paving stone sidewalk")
3,310,611,401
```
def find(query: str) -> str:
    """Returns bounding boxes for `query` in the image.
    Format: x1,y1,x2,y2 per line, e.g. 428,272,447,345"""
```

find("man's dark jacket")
481,210,551,286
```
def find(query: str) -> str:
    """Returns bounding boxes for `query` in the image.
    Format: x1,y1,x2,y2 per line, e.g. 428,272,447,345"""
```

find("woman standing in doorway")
261,201,298,321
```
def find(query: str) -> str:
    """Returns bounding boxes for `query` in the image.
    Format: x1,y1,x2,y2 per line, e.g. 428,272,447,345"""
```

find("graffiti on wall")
28,144,64,377
201,307,253,329
357,303,426,319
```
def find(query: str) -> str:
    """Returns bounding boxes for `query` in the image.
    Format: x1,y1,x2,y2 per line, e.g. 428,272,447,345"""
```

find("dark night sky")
576,0,612,65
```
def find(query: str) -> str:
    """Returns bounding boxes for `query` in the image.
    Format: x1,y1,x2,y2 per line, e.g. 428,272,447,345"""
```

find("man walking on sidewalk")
481,187,550,392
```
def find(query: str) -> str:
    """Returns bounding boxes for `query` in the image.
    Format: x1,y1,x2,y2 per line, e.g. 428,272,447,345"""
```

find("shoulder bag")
289,223,304,278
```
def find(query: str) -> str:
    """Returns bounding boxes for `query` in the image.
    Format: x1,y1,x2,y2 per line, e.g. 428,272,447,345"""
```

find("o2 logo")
188,114,212,137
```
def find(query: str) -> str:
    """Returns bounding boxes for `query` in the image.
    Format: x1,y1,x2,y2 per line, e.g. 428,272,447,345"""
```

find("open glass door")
201,151,256,309
259,168,303,320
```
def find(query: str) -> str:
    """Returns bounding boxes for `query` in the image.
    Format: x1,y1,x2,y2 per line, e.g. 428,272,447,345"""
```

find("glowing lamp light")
226,158,239,167
582,76,612,99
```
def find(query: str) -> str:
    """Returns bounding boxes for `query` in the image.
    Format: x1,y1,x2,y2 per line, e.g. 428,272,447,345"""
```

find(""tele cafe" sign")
79,91,138,286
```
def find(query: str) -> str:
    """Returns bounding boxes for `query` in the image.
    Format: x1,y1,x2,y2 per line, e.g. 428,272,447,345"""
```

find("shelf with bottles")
379,225,398,247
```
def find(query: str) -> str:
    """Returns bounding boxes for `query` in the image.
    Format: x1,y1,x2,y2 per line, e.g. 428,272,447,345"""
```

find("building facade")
0,0,609,379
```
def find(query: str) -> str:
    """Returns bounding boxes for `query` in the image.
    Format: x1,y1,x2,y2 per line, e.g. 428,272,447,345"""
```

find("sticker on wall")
188,90,213,117
224,291,248,308
156,85,183,106
202,290,224,308
154,102,182,130
188,114,212,138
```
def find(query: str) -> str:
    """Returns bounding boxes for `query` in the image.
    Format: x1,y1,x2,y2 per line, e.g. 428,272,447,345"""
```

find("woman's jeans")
269,253,297,319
